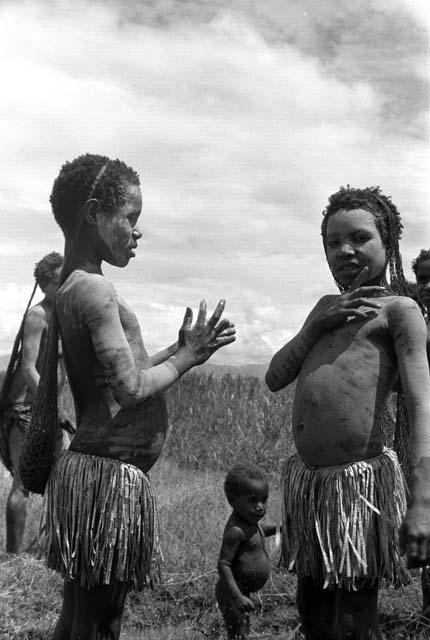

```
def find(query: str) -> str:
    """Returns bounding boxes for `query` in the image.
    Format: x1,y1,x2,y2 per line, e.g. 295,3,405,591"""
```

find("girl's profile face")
96,183,142,268
416,258,430,309
325,208,387,288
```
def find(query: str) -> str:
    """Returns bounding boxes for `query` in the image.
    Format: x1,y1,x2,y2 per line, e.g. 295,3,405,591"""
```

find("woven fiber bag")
19,309,59,494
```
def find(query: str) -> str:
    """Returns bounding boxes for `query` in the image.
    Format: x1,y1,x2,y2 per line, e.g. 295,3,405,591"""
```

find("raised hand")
178,299,236,365
311,267,386,333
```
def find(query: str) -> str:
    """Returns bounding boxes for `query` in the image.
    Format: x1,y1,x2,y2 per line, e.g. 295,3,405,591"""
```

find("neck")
62,234,103,281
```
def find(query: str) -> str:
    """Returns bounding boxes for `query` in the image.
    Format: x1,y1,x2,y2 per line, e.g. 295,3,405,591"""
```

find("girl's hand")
178,299,236,365
400,503,430,568
233,593,254,613
311,267,386,332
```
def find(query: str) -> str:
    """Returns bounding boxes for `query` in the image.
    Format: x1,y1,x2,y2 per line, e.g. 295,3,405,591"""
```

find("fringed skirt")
40,450,161,591
281,447,409,590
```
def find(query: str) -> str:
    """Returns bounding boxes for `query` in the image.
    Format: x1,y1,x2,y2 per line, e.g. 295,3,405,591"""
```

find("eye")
326,240,339,249
353,232,371,243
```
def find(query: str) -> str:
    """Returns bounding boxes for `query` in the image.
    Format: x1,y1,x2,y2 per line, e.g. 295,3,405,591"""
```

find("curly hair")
50,153,140,234
33,251,63,288
224,462,268,498
412,248,430,275
321,186,407,294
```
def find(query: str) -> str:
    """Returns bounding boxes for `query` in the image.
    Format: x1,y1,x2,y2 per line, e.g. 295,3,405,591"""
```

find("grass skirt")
281,447,409,590
40,450,160,590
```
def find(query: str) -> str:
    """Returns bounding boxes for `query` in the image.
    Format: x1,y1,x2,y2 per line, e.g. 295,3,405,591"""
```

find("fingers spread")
181,307,193,329
196,300,207,326
345,297,381,310
213,318,234,335
207,299,226,328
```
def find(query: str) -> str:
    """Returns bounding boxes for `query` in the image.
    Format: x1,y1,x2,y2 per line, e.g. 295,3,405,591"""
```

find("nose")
338,242,354,257
132,228,142,240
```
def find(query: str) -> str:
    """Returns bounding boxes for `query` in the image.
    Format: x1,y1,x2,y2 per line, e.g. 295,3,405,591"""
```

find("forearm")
407,399,430,507
22,367,40,397
113,346,196,407
150,341,178,366
266,323,321,391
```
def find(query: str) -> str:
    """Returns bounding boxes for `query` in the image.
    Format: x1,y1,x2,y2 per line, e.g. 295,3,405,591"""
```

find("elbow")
265,368,282,392
112,376,149,409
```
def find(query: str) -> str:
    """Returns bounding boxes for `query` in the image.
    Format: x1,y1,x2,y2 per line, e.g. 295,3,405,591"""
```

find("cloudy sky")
0,0,429,365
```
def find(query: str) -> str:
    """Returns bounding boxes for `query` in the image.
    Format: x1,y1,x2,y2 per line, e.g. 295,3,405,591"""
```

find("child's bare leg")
297,576,382,640
70,579,129,640
52,580,75,640
216,580,250,639
6,427,28,553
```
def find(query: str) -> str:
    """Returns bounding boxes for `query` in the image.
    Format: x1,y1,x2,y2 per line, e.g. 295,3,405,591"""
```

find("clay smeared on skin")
57,271,171,472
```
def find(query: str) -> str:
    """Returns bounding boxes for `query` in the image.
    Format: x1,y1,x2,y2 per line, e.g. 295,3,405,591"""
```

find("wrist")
170,346,197,374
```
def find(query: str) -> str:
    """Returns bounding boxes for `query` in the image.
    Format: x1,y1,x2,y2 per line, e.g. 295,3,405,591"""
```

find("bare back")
56,270,168,472
293,296,405,467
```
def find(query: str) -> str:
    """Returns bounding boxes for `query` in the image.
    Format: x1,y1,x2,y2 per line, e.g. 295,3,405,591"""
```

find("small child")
266,187,430,639
216,462,278,640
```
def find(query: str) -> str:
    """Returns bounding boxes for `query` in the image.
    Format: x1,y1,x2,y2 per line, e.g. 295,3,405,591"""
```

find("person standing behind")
0,251,71,553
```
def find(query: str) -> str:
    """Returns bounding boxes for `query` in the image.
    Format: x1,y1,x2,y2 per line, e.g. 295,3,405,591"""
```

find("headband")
87,163,108,200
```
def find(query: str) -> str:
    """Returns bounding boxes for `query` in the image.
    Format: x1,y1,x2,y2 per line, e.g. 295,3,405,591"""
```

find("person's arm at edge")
20,307,46,396
150,341,178,366
389,298,430,561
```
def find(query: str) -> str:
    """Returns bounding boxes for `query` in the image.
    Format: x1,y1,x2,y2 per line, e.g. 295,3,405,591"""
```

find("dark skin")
216,477,277,640
414,257,430,618
52,181,236,640
6,267,69,553
266,210,430,639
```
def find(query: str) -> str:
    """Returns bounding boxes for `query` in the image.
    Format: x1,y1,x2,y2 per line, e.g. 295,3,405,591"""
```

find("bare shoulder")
61,272,118,310
24,303,48,330
223,524,246,544
384,295,427,337
385,295,424,321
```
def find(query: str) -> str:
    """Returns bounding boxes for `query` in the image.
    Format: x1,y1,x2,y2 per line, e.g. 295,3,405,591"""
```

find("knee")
7,486,29,514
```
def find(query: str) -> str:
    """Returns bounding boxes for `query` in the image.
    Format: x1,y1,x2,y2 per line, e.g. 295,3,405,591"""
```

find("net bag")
0,282,38,473
19,306,59,494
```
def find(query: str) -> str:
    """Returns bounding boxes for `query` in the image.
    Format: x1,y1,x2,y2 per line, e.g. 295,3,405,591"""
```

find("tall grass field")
0,372,427,639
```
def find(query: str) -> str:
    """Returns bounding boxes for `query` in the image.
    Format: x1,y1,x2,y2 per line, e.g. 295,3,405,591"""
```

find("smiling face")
416,258,430,311
325,208,387,289
230,477,269,525
95,183,142,268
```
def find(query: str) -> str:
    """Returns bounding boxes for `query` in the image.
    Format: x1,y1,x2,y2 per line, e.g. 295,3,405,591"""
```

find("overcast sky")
0,0,429,364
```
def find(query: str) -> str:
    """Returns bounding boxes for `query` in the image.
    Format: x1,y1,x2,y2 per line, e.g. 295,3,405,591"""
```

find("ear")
226,493,235,507
83,198,100,226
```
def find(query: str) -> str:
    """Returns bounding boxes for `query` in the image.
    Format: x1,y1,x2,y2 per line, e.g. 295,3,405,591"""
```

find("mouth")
335,263,362,279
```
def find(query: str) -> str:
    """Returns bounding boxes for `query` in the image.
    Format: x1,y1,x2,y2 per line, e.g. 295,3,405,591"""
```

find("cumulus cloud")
0,0,428,362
